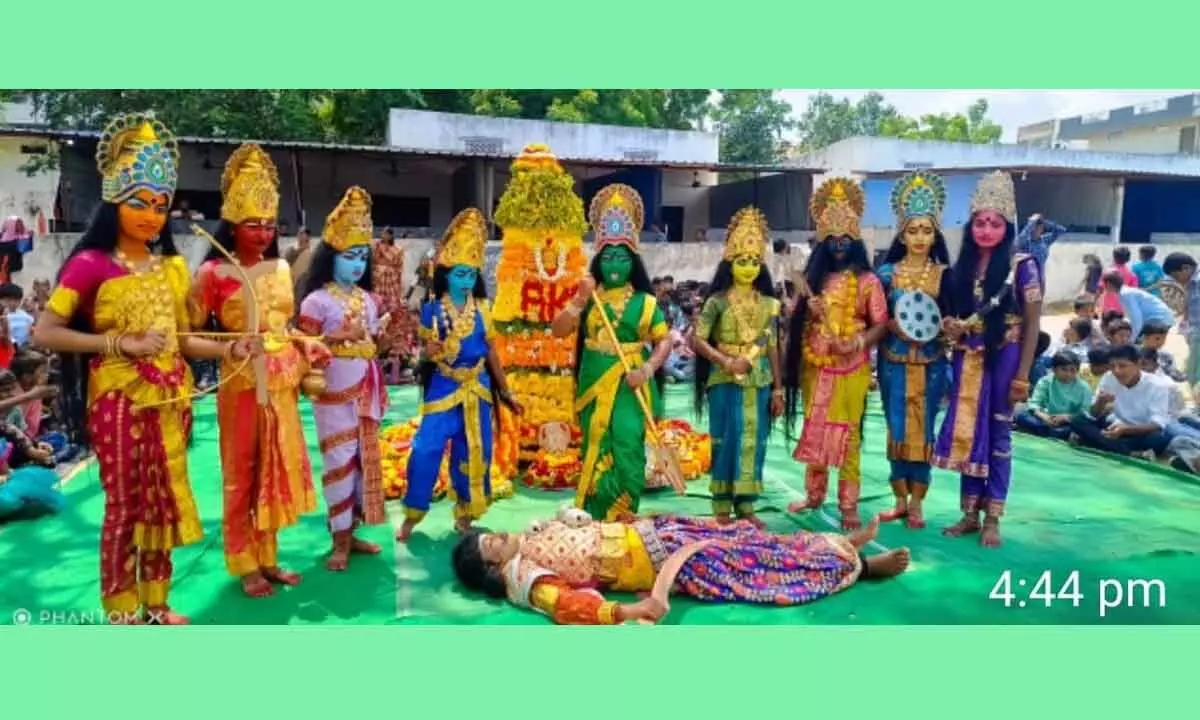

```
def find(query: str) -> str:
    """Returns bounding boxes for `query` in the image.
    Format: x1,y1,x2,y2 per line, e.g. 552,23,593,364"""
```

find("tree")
714,90,795,165
795,92,1003,150
880,98,1003,143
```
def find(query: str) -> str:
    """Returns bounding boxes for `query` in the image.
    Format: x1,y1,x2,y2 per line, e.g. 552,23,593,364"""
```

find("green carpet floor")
3,385,1198,625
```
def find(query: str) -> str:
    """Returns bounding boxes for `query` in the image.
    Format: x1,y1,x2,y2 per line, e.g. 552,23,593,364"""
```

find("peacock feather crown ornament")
589,183,644,254
220,143,280,224
810,177,865,240
95,113,180,204
890,170,946,228
438,207,488,269
723,206,769,261
969,170,1017,224
323,186,374,253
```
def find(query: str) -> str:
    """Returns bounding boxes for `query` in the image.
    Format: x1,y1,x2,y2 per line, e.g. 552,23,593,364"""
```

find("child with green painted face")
551,184,672,521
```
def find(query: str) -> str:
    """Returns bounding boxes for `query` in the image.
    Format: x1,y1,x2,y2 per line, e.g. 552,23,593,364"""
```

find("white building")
1016,93,1200,155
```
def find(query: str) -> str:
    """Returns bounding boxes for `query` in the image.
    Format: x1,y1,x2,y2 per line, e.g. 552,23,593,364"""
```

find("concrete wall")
0,136,60,232
1081,123,1198,155
388,109,720,164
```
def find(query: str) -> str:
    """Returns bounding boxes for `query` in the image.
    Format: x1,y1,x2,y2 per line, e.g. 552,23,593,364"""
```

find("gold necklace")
725,288,762,344
326,283,366,326
114,248,162,276
599,286,634,318
895,257,935,293
439,295,478,339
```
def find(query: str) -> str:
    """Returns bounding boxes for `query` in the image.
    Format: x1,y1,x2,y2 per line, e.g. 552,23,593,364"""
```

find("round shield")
1159,280,1187,316
894,289,942,343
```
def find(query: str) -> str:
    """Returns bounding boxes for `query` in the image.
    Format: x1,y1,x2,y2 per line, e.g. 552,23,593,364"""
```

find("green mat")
3,385,1198,625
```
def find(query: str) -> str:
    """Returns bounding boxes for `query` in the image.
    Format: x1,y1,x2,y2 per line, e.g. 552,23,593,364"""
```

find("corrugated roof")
0,125,813,175
789,136,1200,180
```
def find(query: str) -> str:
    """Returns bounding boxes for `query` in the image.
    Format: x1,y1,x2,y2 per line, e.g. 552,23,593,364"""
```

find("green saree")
574,287,668,520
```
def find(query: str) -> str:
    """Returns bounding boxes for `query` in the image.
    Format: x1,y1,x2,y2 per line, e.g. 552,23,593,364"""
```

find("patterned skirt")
652,514,862,605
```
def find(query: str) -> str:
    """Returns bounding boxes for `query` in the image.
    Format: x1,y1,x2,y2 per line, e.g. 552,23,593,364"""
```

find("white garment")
1095,371,1173,428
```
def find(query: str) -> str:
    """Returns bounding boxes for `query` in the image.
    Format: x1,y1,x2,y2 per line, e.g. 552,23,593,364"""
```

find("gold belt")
331,341,377,359
716,342,758,356
435,359,486,384
584,338,645,357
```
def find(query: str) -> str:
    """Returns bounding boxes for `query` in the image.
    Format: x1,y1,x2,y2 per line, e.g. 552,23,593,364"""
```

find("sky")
778,90,1196,142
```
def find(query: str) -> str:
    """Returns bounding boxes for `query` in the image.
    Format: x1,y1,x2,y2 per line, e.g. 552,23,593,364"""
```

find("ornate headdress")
810,177,865,240
220,143,280,224
890,170,946,228
323,186,374,253
723,206,769,262
589,183,644,254
95,113,180,204
437,207,488,269
969,171,1017,224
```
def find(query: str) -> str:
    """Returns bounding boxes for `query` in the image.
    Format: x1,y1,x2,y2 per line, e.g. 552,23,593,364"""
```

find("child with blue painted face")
397,208,522,541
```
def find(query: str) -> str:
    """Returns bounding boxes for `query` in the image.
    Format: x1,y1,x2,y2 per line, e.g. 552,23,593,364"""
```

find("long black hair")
420,265,512,421
451,529,506,599
575,246,665,398
692,259,777,418
948,219,1017,365
55,203,182,446
781,236,874,437
297,241,374,303
881,225,955,315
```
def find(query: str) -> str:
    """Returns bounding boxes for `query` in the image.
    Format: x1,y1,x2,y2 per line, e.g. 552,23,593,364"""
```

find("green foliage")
795,92,1003,151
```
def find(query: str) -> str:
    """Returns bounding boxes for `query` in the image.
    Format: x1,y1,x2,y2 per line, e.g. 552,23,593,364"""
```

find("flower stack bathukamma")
492,144,590,489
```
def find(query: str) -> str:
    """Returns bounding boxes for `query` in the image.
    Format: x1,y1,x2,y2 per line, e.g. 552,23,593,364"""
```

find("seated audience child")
1080,344,1112,390
1068,344,1171,460
1138,322,1184,381
1015,351,1092,440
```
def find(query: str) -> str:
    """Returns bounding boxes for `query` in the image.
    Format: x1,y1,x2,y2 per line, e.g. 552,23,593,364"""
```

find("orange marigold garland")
381,419,515,503
492,144,589,488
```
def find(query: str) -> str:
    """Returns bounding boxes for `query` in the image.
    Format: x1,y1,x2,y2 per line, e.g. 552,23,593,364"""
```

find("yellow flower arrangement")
381,420,514,503
492,144,589,487
644,419,712,489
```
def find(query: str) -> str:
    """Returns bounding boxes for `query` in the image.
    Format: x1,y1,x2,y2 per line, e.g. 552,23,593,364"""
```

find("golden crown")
723,206,769,262
969,171,1017,223
95,113,180,204
323,186,374,253
438,207,488,270
589,183,644,253
890,170,946,228
811,177,865,240
220,144,280,225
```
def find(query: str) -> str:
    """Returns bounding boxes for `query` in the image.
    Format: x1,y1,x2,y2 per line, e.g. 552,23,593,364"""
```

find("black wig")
947,220,1017,366
297,241,374,304
781,236,874,437
574,246,665,398
691,259,777,418
451,529,507,599
55,203,182,447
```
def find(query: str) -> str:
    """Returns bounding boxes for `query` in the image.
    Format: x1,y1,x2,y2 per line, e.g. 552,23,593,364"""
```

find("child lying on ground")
1015,351,1092,441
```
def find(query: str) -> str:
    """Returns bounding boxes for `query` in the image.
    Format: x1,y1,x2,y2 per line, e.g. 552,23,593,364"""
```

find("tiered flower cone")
491,144,589,488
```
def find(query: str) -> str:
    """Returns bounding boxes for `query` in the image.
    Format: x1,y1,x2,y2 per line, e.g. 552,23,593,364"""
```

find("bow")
134,225,267,411
190,224,269,406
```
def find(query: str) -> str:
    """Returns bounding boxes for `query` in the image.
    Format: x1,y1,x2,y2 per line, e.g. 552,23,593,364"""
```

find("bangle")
772,387,784,397
223,341,237,361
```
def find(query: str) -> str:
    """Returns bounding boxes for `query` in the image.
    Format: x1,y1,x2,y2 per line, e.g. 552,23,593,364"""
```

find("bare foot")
327,532,352,572
714,513,734,526
980,520,1002,548
145,607,190,625
262,567,301,586
864,548,911,579
351,536,381,554
454,517,473,535
942,514,980,538
840,508,862,531
787,498,822,513
737,513,766,530
240,571,275,598
879,501,908,522
847,513,881,549
395,520,417,544
905,500,926,530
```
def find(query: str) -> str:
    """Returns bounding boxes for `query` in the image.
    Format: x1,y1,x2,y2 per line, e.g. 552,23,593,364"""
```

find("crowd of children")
1017,246,1200,473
